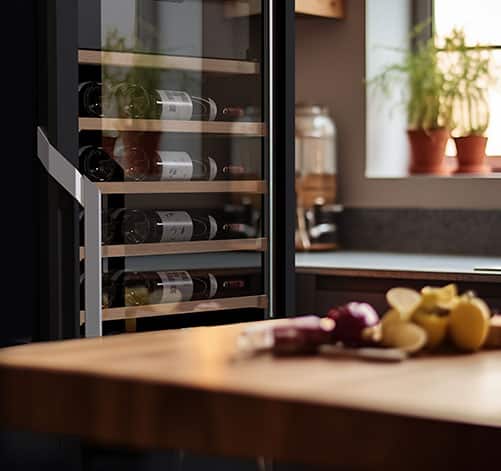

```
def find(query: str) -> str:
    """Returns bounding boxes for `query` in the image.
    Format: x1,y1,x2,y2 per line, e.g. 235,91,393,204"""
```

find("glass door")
78,0,271,333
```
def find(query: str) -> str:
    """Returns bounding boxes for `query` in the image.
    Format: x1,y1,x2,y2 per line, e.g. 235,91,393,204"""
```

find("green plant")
369,25,453,131
441,28,496,136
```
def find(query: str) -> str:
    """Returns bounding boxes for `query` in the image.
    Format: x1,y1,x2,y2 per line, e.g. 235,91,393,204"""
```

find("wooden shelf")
79,118,266,136
78,49,260,75
296,0,344,18
80,238,267,259
95,180,267,194
80,295,268,324
225,0,344,19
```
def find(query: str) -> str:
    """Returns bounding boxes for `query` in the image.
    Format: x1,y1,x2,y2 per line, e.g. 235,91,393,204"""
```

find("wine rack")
79,118,266,136
35,0,281,338
37,0,296,342
80,238,267,259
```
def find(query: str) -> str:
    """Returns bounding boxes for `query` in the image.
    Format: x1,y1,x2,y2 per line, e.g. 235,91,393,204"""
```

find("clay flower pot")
453,135,491,174
407,129,450,175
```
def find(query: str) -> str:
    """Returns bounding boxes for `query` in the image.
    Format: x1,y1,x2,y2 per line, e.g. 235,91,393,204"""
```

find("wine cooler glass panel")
100,0,262,61
78,0,270,332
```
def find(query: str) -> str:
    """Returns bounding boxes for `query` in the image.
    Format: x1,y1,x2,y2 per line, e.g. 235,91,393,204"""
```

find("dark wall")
0,1,37,347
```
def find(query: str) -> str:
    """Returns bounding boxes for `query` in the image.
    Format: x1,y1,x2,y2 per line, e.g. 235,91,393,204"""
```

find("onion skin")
327,302,380,346
272,317,335,355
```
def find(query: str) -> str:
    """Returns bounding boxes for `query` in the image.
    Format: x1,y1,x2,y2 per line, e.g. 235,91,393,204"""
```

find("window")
359,0,500,209
434,0,501,169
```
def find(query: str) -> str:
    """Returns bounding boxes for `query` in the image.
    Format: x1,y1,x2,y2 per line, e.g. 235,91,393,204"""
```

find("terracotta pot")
407,129,450,175
454,135,491,174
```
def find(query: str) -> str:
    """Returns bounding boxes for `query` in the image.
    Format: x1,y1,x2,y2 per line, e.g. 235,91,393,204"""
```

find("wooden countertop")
296,251,501,282
1,322,500,469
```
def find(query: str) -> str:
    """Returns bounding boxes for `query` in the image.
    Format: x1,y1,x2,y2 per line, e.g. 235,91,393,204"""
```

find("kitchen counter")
1,321,500,469
296,251,501,282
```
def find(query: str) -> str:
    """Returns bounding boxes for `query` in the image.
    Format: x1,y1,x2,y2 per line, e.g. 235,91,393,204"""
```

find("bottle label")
157,271,194,304
156,211,194,242
156,90,193,120
157,151,194,180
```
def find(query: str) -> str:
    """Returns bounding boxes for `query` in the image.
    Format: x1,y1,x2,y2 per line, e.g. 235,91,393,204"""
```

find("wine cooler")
36,0,294,339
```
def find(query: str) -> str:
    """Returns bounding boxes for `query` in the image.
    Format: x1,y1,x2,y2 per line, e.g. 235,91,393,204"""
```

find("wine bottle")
113,137,218,181
114,269,260,307
79,81,103,117
111,82,152,119
221,105,261,122
80,272,114,310
79,145,123,182
121,210,218,244
151,90,217,121
79,208,123,246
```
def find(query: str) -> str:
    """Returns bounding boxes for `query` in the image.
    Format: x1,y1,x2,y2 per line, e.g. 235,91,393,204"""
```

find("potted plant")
442,29,495,174
370,29,454,175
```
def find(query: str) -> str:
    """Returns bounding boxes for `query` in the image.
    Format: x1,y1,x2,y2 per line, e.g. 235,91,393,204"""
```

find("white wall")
365,0,411,177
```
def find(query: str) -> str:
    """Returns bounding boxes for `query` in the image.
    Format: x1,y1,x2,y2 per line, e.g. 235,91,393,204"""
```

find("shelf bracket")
37,126,103,338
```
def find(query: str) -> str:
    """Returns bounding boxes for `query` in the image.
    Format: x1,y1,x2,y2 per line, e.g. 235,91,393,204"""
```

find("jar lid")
296,104,329,116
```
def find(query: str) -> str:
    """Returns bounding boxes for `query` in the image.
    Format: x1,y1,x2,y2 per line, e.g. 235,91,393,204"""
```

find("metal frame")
268,0,275,318
37,127,103,337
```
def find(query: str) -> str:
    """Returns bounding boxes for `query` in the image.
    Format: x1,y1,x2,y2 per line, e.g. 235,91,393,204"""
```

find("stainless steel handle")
37,127,103,338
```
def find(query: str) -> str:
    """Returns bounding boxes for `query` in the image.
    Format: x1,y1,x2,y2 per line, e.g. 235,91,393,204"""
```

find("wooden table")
1,321,501,470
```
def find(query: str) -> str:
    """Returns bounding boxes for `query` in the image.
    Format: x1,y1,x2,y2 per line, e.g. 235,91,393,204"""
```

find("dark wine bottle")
79,208,122,246
114,269,261,307
111,82,152,119
121,210,218,244
221,105,261,122
113,137,217,181
80,272,114,310
79,145,123,182
79,81,103,117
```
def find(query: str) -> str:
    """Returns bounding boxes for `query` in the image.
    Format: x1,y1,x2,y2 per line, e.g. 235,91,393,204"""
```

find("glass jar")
295,104,337,209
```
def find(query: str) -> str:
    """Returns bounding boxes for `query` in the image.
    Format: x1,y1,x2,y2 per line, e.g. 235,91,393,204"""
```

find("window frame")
355,0,501,210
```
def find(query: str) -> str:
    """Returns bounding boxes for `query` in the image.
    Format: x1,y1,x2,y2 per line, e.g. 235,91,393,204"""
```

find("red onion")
272,316,335,355
327,302,380,346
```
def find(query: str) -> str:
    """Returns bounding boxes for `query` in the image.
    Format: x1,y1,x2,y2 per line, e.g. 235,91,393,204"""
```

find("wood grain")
1,321,500,468
80,295,268,324
79,238,267,259
224,1,344,19
296,0,344,18
95,180,267,195
78,49,260,75
79,118,266,136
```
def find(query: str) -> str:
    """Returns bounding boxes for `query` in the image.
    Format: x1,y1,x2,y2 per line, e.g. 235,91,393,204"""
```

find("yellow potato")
449,297,490,351
386,288,422,320
412,309,449,349
382,322,427,354
382,308,402,326
420,284,458,311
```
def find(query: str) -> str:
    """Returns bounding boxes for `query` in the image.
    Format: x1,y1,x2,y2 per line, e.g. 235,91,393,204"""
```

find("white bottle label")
157,271,194,304
156,211,194,242
157,151,194,180
156,90,193,120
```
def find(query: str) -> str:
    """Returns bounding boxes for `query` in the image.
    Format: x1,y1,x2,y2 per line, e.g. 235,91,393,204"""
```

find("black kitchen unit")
36,0,295,340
